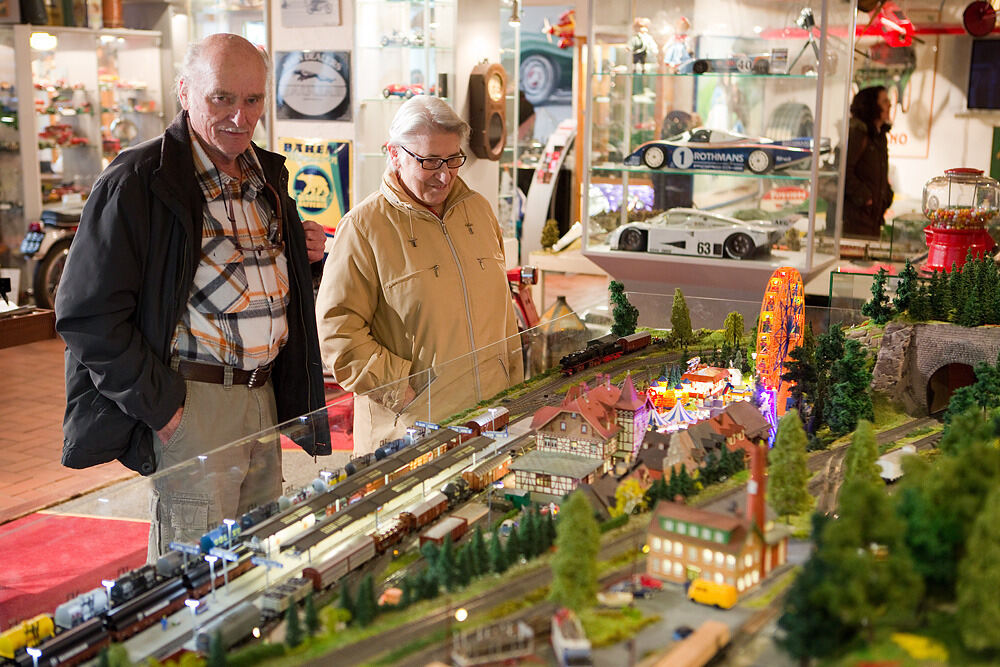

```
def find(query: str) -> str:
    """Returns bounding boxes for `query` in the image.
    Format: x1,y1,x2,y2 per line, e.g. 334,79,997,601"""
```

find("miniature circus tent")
663,398,697,426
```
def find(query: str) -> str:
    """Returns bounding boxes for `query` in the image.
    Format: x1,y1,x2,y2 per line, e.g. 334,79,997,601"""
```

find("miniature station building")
645,435,792,597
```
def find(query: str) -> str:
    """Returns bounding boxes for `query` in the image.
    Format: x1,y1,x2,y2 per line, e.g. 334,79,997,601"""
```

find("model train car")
193,602,262,654
560,331,653,375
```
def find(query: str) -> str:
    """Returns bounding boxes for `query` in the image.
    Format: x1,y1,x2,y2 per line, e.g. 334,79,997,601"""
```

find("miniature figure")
629,17,659,73
663,16,694,73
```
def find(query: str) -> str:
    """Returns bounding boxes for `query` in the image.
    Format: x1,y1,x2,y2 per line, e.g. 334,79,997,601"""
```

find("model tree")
470,527,487,576
207,631,226,667
778,514,854,664
908,280,932,321
504,524,522,567
768,410,812,520
550,490,600,612
812,324,846,434
609,280,639,336
304,592,320,638
824,339,873,436
612,478,646,516
354,574,377,626
488,529,508,573
339,581,354,619
927,269,949,321
892,259,919,315
781,325,817,418
285,601,303,647
722,311,745,348
540,218,561,250
843,419,881,486
820,478,923,640
670,288,694,346
957,486,1000,651
861,267,893,325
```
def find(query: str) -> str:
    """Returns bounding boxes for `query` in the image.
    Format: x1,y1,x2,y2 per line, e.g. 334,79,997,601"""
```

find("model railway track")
303,526,647,666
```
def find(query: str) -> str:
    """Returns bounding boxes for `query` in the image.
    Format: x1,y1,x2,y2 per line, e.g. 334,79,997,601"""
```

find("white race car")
607,208,786,259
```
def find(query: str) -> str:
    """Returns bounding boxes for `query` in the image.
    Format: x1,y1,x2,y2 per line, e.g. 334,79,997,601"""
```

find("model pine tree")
285,600,303,647
609,280,639,337
670,288,694,346
824,338,872,436
339,581,354,618
768,410,812,520
540,218,561,249
844,419,882,485
892,259,918,314
928,269,949,320
488,529,508,573
550,490,600,612
909,280,932,321
303,591,319,637
781,331,817,418
778,514,855,663
354,574,376,626
957,486,1000,650
207,630,226,667
812,324,845,432
504,524,521,566
861,267,893,325
470,527,487,576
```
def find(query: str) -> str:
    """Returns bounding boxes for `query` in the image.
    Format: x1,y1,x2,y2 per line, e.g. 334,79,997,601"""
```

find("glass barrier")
20,286,866,663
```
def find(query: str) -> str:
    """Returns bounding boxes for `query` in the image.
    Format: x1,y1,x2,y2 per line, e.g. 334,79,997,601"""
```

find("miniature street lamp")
25,647,40,667
223,518,236,547
101,579,115,607
204,555,218,599
319,469,333,485
185,598,200,619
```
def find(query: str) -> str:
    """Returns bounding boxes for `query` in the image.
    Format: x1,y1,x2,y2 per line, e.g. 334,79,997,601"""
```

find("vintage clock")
468,62,507,161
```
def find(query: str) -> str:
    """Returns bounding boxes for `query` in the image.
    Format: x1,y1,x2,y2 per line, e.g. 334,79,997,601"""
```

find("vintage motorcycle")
19,203,81,309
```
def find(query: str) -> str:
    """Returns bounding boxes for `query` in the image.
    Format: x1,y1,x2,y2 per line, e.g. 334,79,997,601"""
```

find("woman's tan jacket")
316,169,523,453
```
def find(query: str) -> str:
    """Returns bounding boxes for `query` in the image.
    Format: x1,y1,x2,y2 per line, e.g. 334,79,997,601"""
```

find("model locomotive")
559,331,653,375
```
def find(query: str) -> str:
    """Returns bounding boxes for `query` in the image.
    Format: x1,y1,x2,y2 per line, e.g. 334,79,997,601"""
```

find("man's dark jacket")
56,112,331,475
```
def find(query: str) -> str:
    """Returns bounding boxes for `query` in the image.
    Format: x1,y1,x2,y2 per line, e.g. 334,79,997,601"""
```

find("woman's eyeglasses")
398,144,467,170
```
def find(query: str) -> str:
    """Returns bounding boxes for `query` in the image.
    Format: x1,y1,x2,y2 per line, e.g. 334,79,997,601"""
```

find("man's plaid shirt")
170,131,290,369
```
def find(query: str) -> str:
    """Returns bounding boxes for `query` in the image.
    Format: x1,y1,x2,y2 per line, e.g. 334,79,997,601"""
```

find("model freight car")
396,491,449,531
194,602,262,654
53,588,108,630
0,614,55,660
419,516,469,547
462,407,510,436
301,534,377,591
10,617,108,667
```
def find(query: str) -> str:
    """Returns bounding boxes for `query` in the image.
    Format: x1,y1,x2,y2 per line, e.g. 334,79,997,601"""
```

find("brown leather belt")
175,360,273,389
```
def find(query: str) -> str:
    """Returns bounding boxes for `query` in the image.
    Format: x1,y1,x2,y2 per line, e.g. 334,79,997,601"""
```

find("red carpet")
0,513,149,627
280,394,354,452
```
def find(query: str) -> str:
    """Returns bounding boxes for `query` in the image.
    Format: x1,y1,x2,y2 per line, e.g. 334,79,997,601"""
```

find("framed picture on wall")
281,0,340,28
275,50,351,121
279,137,352,236
0,0,21,23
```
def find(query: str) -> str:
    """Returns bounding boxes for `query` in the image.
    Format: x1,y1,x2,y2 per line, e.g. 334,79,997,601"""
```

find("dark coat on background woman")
842,117,893,238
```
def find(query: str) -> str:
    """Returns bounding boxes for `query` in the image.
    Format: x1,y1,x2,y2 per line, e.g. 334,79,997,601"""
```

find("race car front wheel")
724,233,755,259
643,146,666,169
618,228,647,252
747,149,772,174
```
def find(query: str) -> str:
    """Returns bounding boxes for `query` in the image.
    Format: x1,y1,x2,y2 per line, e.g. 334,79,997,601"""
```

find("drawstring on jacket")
406,208,418,247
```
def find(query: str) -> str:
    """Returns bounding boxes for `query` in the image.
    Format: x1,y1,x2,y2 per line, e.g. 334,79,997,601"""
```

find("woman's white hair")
174,33,272,105
386,96,470,166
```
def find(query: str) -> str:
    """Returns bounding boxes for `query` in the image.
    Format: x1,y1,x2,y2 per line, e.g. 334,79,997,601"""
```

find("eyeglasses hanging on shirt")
218,170,285,255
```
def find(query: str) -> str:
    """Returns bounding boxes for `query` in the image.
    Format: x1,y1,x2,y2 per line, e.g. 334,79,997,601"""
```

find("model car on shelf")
379,29,429,48
607,207,786,259
692,52,776,74
622,127,830,174
382,83,437,99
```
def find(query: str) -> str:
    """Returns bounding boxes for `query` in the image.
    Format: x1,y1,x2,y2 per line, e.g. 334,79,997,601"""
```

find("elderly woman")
842,85,893,239
316,96,523,452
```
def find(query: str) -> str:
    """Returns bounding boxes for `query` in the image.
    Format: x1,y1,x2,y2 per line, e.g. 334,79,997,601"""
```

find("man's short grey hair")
174,33,272,105
386,96,470,165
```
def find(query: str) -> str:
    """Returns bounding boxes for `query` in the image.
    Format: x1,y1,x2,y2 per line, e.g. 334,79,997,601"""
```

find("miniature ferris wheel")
754,266,805,431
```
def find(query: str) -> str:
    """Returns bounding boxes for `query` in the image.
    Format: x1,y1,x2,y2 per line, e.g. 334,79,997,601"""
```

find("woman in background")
842,85,893,238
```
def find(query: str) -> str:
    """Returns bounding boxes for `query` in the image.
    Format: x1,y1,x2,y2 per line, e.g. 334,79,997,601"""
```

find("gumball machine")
921,167,998,273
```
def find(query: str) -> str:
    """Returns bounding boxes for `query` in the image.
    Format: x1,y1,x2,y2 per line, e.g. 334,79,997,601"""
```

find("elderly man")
55,33,330,559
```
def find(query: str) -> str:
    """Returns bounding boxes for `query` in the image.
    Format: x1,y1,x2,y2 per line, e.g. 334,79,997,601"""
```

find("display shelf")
580,0,855,325
354,0,456,198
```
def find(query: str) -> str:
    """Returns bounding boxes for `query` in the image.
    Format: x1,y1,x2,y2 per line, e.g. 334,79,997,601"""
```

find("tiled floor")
0,273,608,528
0,337,136,525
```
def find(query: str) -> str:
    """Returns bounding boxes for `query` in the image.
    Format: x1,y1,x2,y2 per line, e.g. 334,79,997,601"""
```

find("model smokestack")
746,440,767,530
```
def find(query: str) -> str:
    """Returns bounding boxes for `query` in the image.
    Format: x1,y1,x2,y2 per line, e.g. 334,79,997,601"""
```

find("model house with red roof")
510,373,653,501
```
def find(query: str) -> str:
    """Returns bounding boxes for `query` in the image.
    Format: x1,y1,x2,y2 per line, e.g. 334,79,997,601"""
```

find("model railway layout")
0,408,526,667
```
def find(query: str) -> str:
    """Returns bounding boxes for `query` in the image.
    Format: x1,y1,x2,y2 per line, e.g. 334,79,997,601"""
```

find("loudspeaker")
468,62,507,161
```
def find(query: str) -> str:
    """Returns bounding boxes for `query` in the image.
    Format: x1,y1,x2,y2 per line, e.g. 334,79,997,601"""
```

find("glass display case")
0,29,22,267
9,26,164,224
581,0,856,325
354,0,456,198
